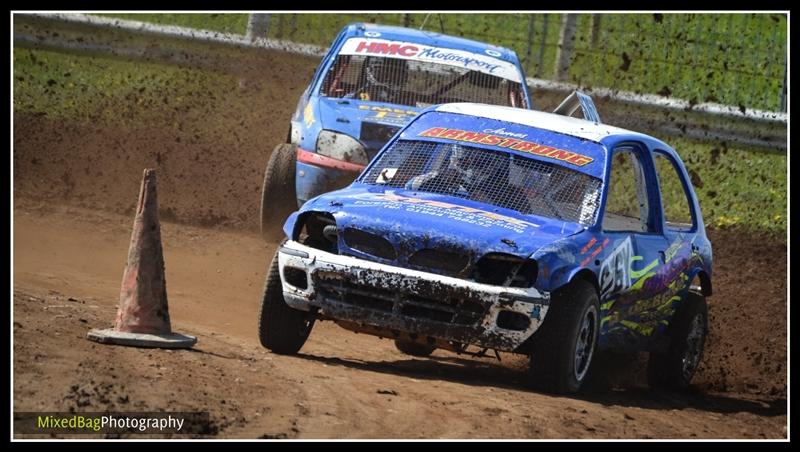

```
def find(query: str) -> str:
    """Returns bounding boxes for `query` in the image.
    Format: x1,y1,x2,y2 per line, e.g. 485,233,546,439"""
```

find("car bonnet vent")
342,228,397,260
408,248,470,276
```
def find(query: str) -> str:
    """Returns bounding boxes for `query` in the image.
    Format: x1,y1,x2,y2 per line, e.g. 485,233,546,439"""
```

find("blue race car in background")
258,97,713,394
260,22,533,239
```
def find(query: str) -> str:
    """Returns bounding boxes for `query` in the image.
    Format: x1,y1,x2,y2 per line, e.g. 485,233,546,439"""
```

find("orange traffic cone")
87,169,196,348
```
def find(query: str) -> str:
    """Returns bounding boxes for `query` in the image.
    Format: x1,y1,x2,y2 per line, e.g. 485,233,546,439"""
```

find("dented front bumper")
277,240,551,352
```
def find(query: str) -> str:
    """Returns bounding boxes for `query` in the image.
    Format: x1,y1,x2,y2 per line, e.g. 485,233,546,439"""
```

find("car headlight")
316,130,369,165
473,253,538,288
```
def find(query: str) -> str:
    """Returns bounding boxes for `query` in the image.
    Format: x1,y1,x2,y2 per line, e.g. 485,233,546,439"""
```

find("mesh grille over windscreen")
320,55,527,109
359,140,602,225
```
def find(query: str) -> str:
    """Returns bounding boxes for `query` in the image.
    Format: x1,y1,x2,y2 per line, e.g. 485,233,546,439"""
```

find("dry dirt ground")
13,46,787,439
12,201,787,439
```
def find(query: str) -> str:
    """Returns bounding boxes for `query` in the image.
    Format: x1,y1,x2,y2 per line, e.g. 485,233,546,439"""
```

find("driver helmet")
365,56,408,90
448,144,504,189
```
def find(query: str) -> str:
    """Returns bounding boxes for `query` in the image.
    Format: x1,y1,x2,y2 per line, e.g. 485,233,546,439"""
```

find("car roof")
434,103,657,145
341,23,520,64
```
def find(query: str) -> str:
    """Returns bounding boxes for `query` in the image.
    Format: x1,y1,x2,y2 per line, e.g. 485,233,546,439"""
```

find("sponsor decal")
619,319,654,337
598,236,702,338
483,127,527,139
580,237,598,255
580,237,610,267
303,103,314,127
663,234,686,263
418,127,594,167
485,49,502,57
339,38,522,83
358,105,418,122
416,47,501,74
364,31,381,37
352,192,539,233
354,40,419,57
599,237,633,299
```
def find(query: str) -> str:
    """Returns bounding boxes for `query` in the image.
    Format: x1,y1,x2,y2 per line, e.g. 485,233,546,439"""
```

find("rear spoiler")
553,91,602,124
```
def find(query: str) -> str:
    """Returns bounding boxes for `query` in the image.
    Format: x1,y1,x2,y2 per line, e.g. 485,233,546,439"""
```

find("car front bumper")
277,240,551,352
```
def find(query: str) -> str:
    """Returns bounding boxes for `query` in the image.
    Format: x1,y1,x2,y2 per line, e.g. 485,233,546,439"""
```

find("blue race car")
258,98,712,394
260,23,532,239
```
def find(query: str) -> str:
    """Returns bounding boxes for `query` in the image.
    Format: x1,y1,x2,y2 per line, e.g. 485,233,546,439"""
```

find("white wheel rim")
574,305,598,382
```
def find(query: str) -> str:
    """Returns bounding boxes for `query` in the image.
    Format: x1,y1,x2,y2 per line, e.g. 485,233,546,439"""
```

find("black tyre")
394,339,436,357
258,250,314,354
260,143,297,242
647,292,708,390
529,280,600,394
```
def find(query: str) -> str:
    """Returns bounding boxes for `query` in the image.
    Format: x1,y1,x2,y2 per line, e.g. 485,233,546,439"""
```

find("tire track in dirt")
12,204,787,438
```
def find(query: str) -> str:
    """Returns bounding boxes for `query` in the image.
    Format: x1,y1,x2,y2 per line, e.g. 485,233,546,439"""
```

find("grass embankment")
95,12,787,112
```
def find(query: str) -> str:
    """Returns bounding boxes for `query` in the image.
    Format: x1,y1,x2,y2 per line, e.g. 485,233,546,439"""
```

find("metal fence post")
246,13,271,41
524,15,534,72
536,14,549,78
780,60,787,112
590,14,601,47
289,14,297,40
554,14,578,82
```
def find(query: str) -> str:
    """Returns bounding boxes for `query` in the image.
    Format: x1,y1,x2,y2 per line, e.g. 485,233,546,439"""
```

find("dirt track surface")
13,46,787,439
12,202,787,439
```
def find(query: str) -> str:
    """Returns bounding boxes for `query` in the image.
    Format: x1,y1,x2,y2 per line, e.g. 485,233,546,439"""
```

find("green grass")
12,47,787,235
567,14,787,112
11,46,293,154
89,13,787,111
670,137,786,234
94,13,248,34
14,47,236,131
138,12,784,112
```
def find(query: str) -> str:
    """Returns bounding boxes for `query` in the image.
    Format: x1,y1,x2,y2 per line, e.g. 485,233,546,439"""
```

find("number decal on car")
599,237,633,299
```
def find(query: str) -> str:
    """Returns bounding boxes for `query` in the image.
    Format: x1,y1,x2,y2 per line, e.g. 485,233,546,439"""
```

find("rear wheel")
394,339,436,357
260,143,297,242
647,292,708,390
258,250,314,354
529,280,599,394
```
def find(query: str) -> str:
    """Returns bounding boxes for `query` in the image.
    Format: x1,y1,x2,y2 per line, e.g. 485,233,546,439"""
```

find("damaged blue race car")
258,97,713,394
260,22,532,240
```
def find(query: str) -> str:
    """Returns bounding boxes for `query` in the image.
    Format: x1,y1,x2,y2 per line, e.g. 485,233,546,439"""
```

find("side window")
603,148,652,232
654,152,695,231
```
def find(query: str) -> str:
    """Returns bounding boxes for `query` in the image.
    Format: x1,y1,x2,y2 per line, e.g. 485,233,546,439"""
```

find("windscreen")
320,54,528,109
359,140,602,225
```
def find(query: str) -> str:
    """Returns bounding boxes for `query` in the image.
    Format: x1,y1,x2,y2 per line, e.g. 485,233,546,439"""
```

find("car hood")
296,185,585,260
317,97,422,155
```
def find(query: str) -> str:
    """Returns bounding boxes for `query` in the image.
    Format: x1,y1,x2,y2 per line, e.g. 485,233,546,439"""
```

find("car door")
597,143,670,349
646,149,703,322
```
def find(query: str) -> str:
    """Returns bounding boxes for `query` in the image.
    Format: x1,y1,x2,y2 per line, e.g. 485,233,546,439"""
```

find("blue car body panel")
283,105,712,353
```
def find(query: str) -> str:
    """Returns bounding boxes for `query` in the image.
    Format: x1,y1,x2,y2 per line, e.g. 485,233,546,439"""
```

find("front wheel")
258,250,315,354
529,280,600,394
394,339,436,357
647,292,708,390
260,143,297,242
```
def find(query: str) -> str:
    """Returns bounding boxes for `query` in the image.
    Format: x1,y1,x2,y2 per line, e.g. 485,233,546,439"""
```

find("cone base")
87,328,197,349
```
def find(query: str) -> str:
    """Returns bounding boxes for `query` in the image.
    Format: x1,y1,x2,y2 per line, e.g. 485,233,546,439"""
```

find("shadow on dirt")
295,351,786,418
188,347,249,361
583,387,786,417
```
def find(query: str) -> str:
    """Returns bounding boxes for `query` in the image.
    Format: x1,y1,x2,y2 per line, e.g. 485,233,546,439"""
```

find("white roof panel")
435,103,636,143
